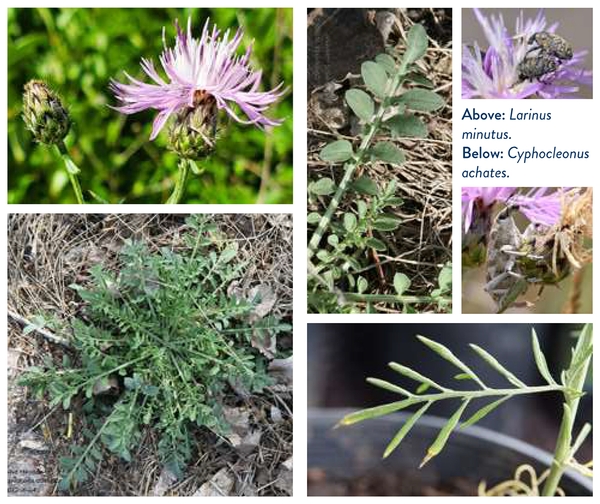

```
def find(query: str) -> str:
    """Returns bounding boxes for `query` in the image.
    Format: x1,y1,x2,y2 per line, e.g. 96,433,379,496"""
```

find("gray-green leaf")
345,89,374,122
469,344,526,388
351,175,379,195
461,397,508,429
372,215,402,232
393,273,411,295
361,61,389,98
384,402,431,458
531,329,557,385
371,141,405,166
375,53,397,75
384,114,428,138
403,24,428,65
397,89,445,111
310,177,335,196
320,140,354,163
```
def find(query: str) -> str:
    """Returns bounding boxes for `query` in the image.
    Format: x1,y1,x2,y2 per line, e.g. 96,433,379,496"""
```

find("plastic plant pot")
308,409,592,496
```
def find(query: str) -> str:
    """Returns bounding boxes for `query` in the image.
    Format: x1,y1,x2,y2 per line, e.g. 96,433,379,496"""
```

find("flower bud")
22,80,71,145
167,97,217,160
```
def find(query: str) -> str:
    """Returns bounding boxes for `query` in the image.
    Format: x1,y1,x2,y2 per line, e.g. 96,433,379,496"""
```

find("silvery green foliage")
19,215,291,491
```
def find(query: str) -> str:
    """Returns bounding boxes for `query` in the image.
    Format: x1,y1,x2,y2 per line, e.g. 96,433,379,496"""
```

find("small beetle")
517,53,558,82
527,31,573,61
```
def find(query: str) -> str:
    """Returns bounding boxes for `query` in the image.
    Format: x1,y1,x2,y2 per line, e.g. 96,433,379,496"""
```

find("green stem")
56,142,84,204
542,327,593,496
398,384,565,402
307,58,410,260
337,292,450,306
167,158,191,204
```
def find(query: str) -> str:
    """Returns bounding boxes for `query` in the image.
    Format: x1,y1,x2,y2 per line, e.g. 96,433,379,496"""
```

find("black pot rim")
309,408,593,493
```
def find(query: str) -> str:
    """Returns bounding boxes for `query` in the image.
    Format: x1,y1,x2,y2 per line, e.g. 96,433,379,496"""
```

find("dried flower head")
462,9,592,99
110,18,284,142
22,80,71,145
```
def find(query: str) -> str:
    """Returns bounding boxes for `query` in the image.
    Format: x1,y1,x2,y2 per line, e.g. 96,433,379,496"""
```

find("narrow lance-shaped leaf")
367,377,413,397
417,336,487,389
337,398,420,427
420,399,470,468
461,396,509,429
569,422,592,459
388,361,447,391
531,329,557,385
469,344,526,388
320,140,354,163
345,89,374,122
402,24,428,66
383,402,431,458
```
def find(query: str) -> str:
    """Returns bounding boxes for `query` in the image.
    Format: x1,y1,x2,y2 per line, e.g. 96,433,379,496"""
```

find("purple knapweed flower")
462,187,566,234
110,17,284,140
462,9,592,99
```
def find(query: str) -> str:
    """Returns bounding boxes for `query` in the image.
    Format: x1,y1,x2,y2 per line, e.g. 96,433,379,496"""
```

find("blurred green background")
8,8,293,204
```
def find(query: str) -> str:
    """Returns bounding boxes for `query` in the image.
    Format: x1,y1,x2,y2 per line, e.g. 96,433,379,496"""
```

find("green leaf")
420,399,469,468
343,213,357,232
403,24,428,65
437,264,452,291
357,276,368,294
361,61,388,98
372,214,402,232
393,273,411,295
219,244,237,264
469,344,526,388
384,402,431,458
531,329,557,385
351,176,379,195
345,89,374,122
320,140,354,163
396,89,445,112
375,53,397,75
310,177,336,196
307,212,321,224
417,335,487,388
416,382,431,394
461,397,508,429
370,141,405,166
366,377,413,397
406,72,434,88
366,237,387,251
384,114,428,138
389,362,446,391
337,398,419,426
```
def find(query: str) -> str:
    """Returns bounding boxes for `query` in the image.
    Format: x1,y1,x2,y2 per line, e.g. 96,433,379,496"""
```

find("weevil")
517,53,558,82
527,31,573,61
484,206,541,313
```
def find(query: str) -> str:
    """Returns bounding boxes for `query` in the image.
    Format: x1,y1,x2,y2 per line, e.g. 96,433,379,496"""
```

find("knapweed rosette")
22,80,71,145
462,9,592,99
110,17,284,157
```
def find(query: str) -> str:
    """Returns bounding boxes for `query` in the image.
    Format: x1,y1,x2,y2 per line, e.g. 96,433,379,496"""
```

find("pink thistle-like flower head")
110,17,285,141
